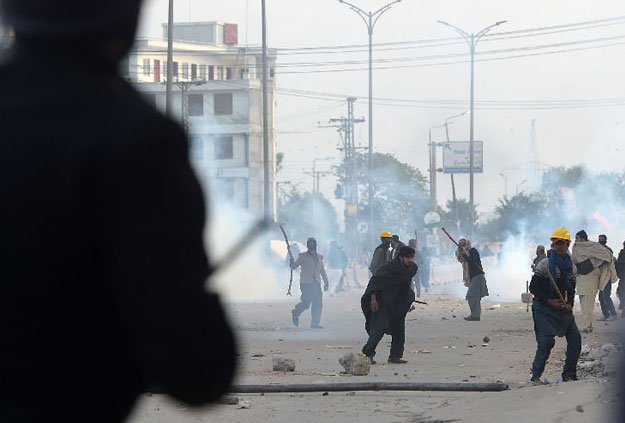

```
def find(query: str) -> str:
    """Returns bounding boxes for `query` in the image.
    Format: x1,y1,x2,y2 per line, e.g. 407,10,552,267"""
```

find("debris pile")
577,343,621,378
272,357,296,372
338,353,371,376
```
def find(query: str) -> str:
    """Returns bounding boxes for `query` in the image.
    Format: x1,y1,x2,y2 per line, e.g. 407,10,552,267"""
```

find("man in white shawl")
572,230,618,333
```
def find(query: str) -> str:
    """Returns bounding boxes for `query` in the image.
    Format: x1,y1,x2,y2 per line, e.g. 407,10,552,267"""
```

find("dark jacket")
361,259,417,331
459,247,485,278
370,242,390,275
530,256,576,312
0,43,235,422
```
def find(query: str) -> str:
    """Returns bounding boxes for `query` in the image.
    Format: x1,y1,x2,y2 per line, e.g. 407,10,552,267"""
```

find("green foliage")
440,198,478,238
344,152,429,236
278,191,339,243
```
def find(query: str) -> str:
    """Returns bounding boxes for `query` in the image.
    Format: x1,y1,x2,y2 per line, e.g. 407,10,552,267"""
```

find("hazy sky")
138,0,625,218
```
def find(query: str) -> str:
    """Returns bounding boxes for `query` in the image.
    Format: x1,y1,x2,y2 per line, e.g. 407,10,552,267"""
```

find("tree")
440,198,478,239
335,152,429,237
482,192,549,241
278,191,339,244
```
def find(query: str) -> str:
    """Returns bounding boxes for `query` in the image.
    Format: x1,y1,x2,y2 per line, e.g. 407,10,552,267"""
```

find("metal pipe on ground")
230,382,508,394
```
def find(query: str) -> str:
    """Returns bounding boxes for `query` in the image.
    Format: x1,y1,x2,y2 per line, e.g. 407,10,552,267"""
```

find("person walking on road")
361,246,417,364
529,227,581,384
572,230,617,333
290,237,330,329
597,234,618,321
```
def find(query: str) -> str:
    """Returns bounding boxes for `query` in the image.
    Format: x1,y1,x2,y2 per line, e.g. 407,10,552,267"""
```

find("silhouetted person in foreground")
0,1,236,422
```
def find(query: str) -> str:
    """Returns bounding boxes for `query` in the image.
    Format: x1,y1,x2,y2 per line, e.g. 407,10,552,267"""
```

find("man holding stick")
529,227,581,383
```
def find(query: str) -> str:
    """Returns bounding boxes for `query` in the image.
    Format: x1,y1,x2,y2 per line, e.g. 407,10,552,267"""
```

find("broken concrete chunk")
338,353,371,376
273,357,296,372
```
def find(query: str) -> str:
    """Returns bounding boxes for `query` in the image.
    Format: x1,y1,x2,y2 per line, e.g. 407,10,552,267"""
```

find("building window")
172,61,179,78
199,64,207,80
240,68,249,79
208,65,214,80
217,66,224,80
191,64,197,80
188,94,204,116
142,58,151,75
182,63,189,79
217,178,235,202
190,136,204,161
269,67,275,78
226,67,233,80
214,93,233,115
214,136,234,160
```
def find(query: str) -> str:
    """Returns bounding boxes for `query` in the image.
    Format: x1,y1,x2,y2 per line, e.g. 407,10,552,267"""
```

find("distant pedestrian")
616,241,625,318
456,238,489,321
532,245,547,271
370,230,392,276
390,234,405,260
326,240,348,293
420,246,431,293
290,237,330,329
597,234,618,321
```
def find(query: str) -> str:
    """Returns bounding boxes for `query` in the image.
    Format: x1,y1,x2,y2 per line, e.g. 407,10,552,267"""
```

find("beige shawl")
572,240,617,294
456,239,472,287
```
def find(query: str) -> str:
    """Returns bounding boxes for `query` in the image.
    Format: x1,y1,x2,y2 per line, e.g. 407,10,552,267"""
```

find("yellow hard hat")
380,230,392,238
550,227,571,241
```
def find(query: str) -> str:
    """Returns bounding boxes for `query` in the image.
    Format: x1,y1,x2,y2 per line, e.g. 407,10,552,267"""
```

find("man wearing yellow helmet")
529,227,581,383
369,230,392,276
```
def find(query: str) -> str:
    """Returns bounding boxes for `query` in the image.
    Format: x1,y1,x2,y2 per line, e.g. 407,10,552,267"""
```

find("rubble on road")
338,353,371,376
578,342,621,378
272,357,296,372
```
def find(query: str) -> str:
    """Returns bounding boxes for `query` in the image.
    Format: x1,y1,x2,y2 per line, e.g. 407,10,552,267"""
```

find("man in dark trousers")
361,246,417,364
290,237,330,329
370,230,392,275
597,234,618,321
456,238,489,321
529,228,581,384
617,241,625,317
0,1,236,422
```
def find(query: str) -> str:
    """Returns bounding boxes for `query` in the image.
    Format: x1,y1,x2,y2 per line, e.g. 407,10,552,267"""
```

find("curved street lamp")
338,0,402,249
438,20,506,238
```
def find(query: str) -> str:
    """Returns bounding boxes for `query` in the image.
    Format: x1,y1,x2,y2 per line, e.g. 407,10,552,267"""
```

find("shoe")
463,316,480,321
387,357,408,364
310,324,323,329
608,315,618,321
529,375,544,385
597,316,608,321
562,374,578,382
367,356,376,365
581,327,593,334
291,311,299,327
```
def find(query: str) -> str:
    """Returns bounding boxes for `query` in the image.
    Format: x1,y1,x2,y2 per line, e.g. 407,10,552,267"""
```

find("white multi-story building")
125,21,277,216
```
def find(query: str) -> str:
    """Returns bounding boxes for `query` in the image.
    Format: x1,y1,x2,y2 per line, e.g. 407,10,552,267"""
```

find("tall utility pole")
438,20,506,238
329,97,364,259
165,0,174,116
338,0,402,250
261,0,272,221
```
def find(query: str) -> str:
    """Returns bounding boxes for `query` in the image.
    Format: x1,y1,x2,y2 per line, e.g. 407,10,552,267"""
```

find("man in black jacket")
529,228,581,384
0,1,236,422
361,246,417,364
456,238,489,321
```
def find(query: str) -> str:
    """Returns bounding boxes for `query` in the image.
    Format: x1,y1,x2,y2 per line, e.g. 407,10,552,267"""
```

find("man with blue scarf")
529,227,581,384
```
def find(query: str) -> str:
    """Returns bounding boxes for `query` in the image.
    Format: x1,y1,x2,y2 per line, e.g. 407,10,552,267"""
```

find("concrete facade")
125,22,277,217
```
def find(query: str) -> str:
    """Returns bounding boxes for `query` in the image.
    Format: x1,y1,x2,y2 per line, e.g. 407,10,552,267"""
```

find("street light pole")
438,20,506,239
338,0,402,249
165,0,174,116
261,0,272,221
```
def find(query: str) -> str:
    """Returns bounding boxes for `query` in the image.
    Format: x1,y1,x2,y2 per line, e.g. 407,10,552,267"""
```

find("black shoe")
291,311,299,327
562,374,578,382
463,316,480,321
388,357,408,364
310,324,323,329
529,375,543,385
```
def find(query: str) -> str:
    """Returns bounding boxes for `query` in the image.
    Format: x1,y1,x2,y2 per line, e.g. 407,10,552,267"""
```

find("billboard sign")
442,141,483,174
